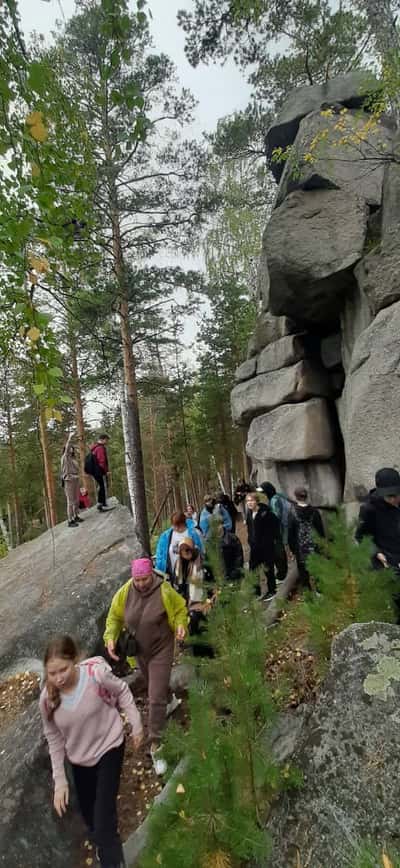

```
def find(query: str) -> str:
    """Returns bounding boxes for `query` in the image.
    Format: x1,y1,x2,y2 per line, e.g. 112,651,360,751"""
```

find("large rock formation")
263,622,400,867
0,502,141,868
232,72,399,507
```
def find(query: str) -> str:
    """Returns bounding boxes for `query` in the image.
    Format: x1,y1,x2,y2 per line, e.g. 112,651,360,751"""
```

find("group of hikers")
50,431,400,868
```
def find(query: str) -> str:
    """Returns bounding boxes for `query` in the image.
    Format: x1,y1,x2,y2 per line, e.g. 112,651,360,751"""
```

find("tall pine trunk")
69,329,86,479
111,209,150,552
39,407,58,528
5,381,22,544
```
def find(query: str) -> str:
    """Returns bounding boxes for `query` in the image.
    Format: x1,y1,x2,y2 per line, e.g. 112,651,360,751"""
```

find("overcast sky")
18,0,252,137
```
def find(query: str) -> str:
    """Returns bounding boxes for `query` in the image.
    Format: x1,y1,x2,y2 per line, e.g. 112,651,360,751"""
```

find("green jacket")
104,577,188,668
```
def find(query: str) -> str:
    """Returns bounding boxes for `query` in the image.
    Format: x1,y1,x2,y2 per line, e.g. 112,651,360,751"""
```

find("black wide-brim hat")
375,467,400,497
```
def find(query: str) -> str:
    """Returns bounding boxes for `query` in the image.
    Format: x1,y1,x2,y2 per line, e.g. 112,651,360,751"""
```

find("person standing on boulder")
90,434,111,512
104,557,187,776
61,432,82,528
356,468,400,580
40,634,143,868
245,491,282,601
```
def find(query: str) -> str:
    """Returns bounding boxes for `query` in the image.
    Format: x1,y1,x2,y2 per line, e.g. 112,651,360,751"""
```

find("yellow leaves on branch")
28,253,50,274
382,852,393,868
26,326,41,342
26,110,48,142
45,408,62,423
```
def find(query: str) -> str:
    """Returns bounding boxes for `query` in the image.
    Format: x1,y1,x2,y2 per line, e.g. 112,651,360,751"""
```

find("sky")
18,0,252,137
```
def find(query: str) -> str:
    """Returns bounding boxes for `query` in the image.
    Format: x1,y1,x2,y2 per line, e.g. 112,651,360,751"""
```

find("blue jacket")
199,505,232,538
155,522,204,575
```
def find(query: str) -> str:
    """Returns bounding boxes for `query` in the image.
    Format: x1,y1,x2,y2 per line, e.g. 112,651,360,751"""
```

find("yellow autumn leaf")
176,783,185,794
382,852,393,868
28,254,50,273
53,410,63,423
19,326,26,338
44,407,53,423
156,855,162,865
30,122,48,143
202,850,232,868
36,236,51,246
31,162,41,178
26,326,41,342
26,110,43,127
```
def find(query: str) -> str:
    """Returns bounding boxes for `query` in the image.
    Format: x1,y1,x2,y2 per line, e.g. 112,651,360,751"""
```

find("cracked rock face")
0,499,141,674
262,622,400,868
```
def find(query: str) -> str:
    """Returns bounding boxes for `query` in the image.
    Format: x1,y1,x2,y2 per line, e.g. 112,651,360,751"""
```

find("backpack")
82,656,117,708
272,494,291,535
297,512,316,563
84,450,98,476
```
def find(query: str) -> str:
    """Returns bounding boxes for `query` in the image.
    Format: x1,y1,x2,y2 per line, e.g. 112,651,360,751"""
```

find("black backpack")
84,451,98,477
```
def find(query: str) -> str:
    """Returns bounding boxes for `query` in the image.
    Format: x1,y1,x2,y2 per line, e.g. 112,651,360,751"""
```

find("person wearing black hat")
355,468,400,575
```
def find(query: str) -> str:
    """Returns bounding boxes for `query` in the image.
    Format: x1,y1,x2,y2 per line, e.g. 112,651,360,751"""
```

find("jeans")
71,742,125,868
94,474,107,507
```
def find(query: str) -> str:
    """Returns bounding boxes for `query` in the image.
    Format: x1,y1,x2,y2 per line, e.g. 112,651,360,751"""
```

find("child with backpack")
288,487,325,588
39,635,143,868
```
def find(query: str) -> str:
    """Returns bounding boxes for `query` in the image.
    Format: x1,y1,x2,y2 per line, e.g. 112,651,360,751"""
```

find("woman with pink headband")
104,557,187,775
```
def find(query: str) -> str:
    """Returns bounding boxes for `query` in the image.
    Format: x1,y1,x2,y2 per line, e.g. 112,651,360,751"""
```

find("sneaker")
74,515,84,523
261,592,276,602
68,520,78,527
166,693,182,717
151,747,167,776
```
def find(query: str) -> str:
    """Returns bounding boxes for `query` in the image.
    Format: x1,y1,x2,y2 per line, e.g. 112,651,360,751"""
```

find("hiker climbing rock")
40,634,143,868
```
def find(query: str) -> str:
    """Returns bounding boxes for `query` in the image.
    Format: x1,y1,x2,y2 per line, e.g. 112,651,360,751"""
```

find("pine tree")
303,511,396,661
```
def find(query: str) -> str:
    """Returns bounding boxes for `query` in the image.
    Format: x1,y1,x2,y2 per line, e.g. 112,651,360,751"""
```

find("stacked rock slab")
231,71,399,506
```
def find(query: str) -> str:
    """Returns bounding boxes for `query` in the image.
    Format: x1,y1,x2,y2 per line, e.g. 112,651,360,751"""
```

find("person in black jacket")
245,492,282,600
288,487,325,588
355,468,400,575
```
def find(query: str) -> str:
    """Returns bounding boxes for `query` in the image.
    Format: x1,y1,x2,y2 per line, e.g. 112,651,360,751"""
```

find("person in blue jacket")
155,510,203,580
199,494,232,539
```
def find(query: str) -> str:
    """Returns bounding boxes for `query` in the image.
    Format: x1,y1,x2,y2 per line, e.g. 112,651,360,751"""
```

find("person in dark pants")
40,635,143,868
245,491,282,600
91,434,111,512
288,487,325,588
356,467,400,615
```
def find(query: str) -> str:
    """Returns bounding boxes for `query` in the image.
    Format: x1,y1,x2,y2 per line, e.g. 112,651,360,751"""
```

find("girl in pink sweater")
39,635,143,868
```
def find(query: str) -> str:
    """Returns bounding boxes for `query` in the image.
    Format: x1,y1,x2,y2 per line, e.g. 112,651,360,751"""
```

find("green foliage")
351,840,400,868
141,563,301,868
303,511,396,661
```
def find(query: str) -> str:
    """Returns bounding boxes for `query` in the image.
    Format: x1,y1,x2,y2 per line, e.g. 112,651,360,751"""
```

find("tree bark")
69,329,87,480
5,383,22,544
111,212,150,552
39,407,58,528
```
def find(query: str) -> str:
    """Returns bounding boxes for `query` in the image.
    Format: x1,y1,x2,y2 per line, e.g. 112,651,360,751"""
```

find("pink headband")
131,557,153,578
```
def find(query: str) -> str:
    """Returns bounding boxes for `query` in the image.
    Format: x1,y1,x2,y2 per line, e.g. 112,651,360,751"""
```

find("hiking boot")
166,693,182,717
74,515,84,523
68,520,78,527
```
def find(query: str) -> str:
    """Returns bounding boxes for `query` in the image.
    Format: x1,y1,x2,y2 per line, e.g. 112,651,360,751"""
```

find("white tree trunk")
120,375,137,524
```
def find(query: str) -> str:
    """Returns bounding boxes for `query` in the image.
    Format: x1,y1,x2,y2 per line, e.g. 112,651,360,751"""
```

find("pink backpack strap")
82,658,116,708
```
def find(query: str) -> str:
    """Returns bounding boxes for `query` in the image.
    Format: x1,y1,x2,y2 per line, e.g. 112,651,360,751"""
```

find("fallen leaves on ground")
0,671,41,728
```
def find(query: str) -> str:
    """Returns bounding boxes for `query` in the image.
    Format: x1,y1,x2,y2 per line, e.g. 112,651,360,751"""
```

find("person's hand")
132,730,144,751
377,552,389,568
54,783,69,818
176,625,186,642
106,639,119,661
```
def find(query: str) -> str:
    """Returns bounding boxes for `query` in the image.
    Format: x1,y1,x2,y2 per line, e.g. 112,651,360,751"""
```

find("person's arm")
355,503,375,544
163,583,188,637
313,509,325,539
103,581,129,656
95,667,143,737
39,693,68,789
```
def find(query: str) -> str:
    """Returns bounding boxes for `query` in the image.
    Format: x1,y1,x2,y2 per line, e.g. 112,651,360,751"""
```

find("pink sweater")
39,661,142,788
